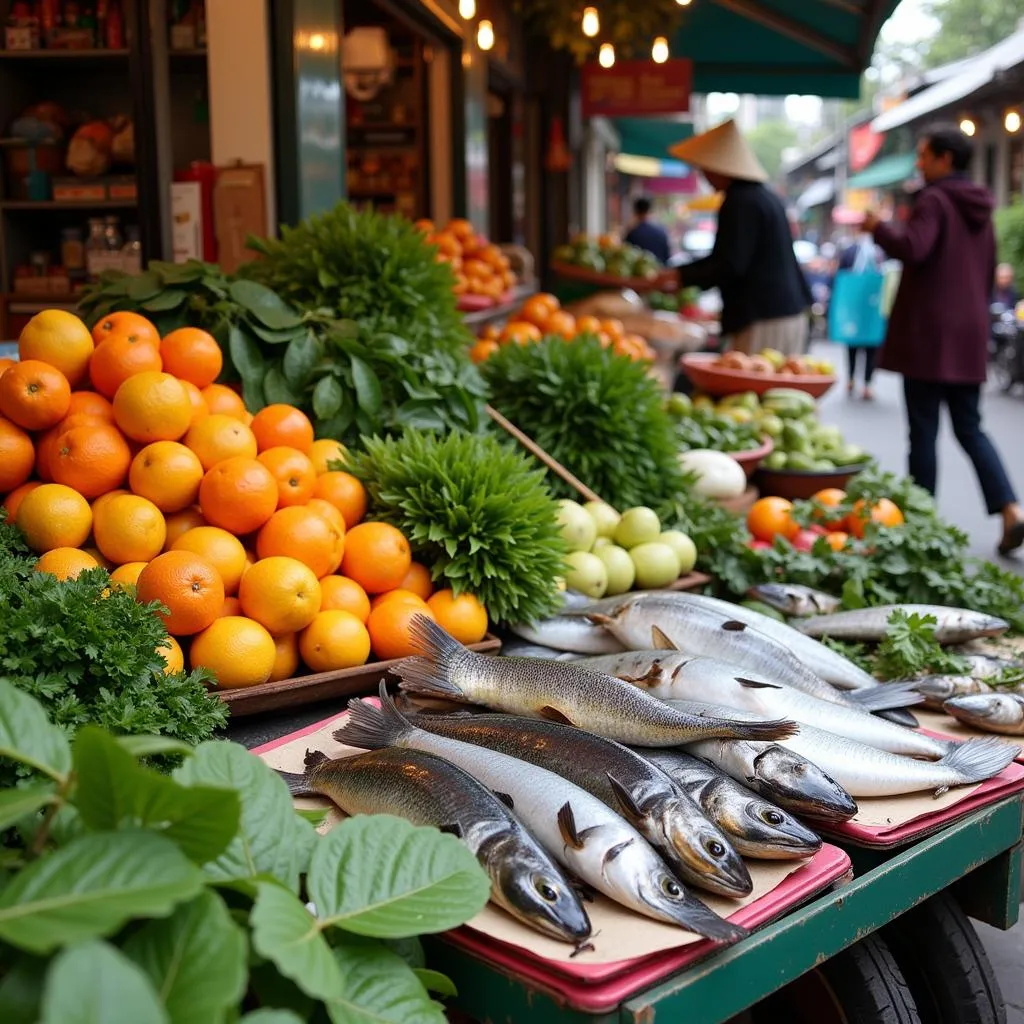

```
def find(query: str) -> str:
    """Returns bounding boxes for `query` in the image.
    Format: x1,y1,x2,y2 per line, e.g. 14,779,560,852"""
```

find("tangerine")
499,321,542,346
249,404,315,453
190,616,276,688
0,416,35,493
469,339,499,363
269,632,300,682
367,599,436,661
520,293,560,329
112,371,192,443
256,506,344,579
90,488,130,518
16,483,92,552
848,498,905,539
575,315,603,337
109,561,148,589
259,447,317,507
2,480,41,520
91,311,160,348
50,423,132,499
163,506,206,548
198,457,278,535
18,310,94,386
312,471,366,529
306,498,347,539
89,333,162,398
747,496,799,543
825,531,850,551
370,589,429,612
426,588,488,644
239,556,322,635
299,610,371,672
340,521,411,593
309,438,348,475
200,383,247,419
34,547,100,581
218,595,243,617
171,526,248,595
136,550,225,636
66,391,115,423
185,414,258,470
0,359,71,430
128,441,204,513
544,310,577,341
811,488,849,531
159,327,223,388
179,380,208,426
318,575,371,622
93,493,167,564
397,561,433,601
157,635,185,674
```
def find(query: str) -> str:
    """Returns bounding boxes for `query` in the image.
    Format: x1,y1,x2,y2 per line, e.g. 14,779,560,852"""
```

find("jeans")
902,378,1017,514
847,346,877,385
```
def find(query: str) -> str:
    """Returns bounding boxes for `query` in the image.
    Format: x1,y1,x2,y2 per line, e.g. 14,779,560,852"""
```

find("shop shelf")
0,48,130,60
0,199,138,211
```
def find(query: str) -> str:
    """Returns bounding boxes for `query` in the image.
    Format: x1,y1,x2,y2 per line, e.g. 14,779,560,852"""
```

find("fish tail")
940,737,1019,784
396,656,465,699
678,900,749,945
334,682,413,750
848,680,925,712
408,614,466,663
276,770,314,796
722,717,799,742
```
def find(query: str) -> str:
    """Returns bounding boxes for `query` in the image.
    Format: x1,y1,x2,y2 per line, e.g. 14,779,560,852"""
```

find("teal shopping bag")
828,267,887,347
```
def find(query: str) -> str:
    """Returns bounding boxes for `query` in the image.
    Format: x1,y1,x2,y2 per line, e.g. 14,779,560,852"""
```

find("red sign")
849,123,884,173
581,59,692,118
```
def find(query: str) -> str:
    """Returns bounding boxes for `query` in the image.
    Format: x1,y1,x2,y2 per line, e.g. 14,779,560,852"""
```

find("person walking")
624,197,672,264
864,123,1024,556
668,119,811,356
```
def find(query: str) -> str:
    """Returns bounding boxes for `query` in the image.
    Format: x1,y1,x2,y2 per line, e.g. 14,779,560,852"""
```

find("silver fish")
336,687,746,942
795,605,1010,644
500,640,578,661
914,676,992,711
406,711,752,897
947,651,1022,677
398,617,798,747
747,584,842,618
944,693,1024,735
508,615,625,654
637,749,822,860
278,747,591,944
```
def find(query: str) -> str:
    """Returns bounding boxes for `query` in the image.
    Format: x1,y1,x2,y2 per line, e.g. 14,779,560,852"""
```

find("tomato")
825,531,849,551
791,529,819,552
847,497,905,539
747,496,799,543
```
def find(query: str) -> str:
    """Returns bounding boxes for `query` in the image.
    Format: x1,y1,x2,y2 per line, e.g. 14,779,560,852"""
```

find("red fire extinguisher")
174,161,218,262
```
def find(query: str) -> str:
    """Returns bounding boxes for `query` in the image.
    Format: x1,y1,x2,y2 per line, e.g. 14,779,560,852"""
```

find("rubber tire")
882,893,1006,1024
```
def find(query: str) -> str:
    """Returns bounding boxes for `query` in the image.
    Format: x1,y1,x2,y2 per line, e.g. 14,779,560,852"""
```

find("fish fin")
539,705,576,726
735,676,782,690
587,613,614,627
848,680,925,712
621,665,663,689
276,770,315,797
875,708,921,728
601,838,635,869
303,749,330,770
651,626,678,651
407,614,467,663
605,773,645,826
557,802,585,850
571,940,596,958
492,791,515,810
439,822,463,838
334,682,411,750
722,620,747,632
939,737,1019,784
396,656,466,700
717,716,799,742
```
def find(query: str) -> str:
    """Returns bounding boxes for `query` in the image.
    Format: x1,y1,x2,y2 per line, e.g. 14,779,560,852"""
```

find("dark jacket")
624,220,671,264
681,180,811,335
873,176,995,384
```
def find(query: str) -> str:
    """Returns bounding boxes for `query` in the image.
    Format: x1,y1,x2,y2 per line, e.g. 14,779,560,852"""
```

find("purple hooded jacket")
872,176,996,385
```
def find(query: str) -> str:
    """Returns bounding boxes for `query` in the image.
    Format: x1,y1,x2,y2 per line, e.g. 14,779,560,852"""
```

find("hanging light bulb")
1006,110,1022,133
458,0,476,19
959,117,976,137
477,19,494,50
675,0,692,6
598,42,615,68
652,36,669,63
582,7,600,37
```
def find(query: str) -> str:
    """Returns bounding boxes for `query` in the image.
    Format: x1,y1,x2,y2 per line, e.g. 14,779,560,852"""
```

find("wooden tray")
218,634,502,717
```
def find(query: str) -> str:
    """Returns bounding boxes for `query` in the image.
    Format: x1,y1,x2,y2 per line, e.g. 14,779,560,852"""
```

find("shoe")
998,518,1024,556
862,387,875,401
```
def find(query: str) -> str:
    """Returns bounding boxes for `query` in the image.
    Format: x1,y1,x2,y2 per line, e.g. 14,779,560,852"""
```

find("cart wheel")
882,892,1005,1024
752,934,921,1024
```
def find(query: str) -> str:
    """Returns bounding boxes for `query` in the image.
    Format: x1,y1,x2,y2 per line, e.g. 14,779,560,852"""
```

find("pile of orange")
414,217,517,301
0,308,489,690
468,292,655,365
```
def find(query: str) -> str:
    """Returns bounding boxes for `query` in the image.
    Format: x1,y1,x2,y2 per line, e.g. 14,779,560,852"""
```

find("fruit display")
415,217,518,304
681,351,836,399
712,349,834,377
666,393,764,453
556,498,698,598
0,308,491,691
552,234,662,281
648,287,704,318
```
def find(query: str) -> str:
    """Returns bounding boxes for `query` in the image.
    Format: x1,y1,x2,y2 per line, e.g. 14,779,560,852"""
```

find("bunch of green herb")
873,611,971,680
673,407,763,454
0,682,488,1022
347,429,567,623
483,337,691,514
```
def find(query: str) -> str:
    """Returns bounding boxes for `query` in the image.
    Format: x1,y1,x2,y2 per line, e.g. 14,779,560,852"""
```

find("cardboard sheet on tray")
914,710,1024,761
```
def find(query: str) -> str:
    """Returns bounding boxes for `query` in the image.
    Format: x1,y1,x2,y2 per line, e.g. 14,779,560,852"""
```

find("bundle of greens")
347,430,567,623
483,337,691,514
0,682,488,1022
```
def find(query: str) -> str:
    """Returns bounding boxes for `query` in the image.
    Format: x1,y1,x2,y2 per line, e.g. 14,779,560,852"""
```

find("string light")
675,0,692,6
652,36,669,63
598,42,615,68
476,19,494,50
458,0,476,19
959,117,976,137
582,7,600,37
1006,110,1022,133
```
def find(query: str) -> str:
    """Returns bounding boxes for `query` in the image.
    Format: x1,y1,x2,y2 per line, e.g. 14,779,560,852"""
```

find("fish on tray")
499,639,578,661
507,615,624,655
636,748,822,860
335,686,747,943
914,675,992,711
746,584,842,618
794,605,1010,645
405,710,753,898
396,616,797,747
944,693,1024,736
277,746,592,945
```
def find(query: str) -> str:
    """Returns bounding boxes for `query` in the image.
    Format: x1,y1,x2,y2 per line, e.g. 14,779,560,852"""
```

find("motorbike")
989,302,1024,392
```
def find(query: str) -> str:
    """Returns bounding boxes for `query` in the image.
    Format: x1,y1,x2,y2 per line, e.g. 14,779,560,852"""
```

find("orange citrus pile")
0,308,490,690
414,217,517,301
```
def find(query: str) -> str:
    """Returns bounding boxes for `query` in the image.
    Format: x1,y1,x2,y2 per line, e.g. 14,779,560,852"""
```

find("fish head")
739,796,822,854
946,694,1024,727
975,614,1011,638
748,583,799,615
749,746,858,822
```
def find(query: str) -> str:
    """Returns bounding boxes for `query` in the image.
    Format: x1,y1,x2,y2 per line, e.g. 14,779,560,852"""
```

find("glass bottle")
121,225,142,275
85,217,108,279
103,215,123,257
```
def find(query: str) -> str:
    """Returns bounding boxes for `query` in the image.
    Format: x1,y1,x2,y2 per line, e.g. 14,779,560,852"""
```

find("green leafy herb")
673,407,763,454
873,612,971,680
819,637,875,675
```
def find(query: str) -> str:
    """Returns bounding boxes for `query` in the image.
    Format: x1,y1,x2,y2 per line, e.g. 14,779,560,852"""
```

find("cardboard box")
170,181,203,263
213,163,266,274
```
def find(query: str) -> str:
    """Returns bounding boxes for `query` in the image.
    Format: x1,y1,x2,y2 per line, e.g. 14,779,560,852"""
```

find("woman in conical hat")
668,119,812,356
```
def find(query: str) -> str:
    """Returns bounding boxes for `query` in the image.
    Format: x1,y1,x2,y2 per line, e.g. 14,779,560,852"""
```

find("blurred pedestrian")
993,262,1019,308
625,197,671,265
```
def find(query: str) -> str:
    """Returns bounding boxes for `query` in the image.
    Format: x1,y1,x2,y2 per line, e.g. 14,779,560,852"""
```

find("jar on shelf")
121,225,142,275
61,227,86,280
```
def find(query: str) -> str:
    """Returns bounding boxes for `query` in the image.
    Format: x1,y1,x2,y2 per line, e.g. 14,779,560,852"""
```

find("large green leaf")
123,890,247,1024
262,365,303,407
0,679,72,781
73,727,240,866
282,331,323,388
39,941,167,1024
307,815,489,938
115,735,196,759
0,830,204,954
0,783,56,831
240,1012,306,1024
312,375,344,420
141,289,188,312
327,940,445,1024
250,881,342,1002
173,742,316,891
228,280,303,330
350,355,382,416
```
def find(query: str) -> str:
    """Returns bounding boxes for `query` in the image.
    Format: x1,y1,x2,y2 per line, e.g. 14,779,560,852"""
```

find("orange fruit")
309,438,347,475
218,595,243,617
89,332,162,398
112,371,192,443
0,360,71,430
259,447,317,508
83,546,114,571
367,600,436,661
16,483,92,552
164,506,206,549
66,391,115,423
239,556,322,635
427,589,488,644
299,610,371,672
93,493,167,564
499,321,542,346
184,414,258,470
129,441,204,513
575,315,603,337
159,327,223,389
2,480,41,521
319,575,371,622
50,423,132,499
269,632,300,682
171,526,248,595
825,531,849,552
520,293,560,328
136,550,225,636
190,616,276,688
91,488,130,518
340,522,411,594
91,311,160,348
34,547,100,581
0,416,35,493
397,561,433,601
811,488,848,531
469,339,499,363
157,635,185,674
312,471,366,529
848,498,905,539
110,561,147,589
600,318,625,341
179,380,208,426
199,457,278,535
370,589,429,612
544,311,577,341
306,497,346,536
250,404,315,454
200,383,247,419
0,358,14,377
256,506,344,579
18,310,95,386
747,496,799,543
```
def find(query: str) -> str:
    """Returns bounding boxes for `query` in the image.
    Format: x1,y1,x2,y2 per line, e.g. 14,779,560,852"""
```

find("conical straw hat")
669,119,768,183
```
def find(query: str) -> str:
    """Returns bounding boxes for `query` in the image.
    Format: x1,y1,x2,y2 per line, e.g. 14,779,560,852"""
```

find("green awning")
845,152,917,190
614,119,693,161
671,1,902,99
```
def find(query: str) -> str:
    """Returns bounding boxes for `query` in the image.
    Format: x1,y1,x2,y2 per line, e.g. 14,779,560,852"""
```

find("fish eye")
660,877,682,899
704,839,726,858
534,879,560,903
762,809,785,826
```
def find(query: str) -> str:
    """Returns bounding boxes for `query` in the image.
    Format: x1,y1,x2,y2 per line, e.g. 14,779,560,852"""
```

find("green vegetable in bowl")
672,407,763,454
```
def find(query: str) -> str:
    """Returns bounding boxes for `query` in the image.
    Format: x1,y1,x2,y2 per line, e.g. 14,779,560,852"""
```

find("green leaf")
240,1012,306,1024
73,727,240,865
123,890,247,1024
350,355,383,415
262,365,303,407
0,955,47,1024
155,260,207,285
227,326,266,411
250,881,343,1002
39,940,167,1024
313,375,345,420
282,331,323,388
0,678,72,781
0,782,56,831
248,321,309,345
0,830,204,954
127,272,162,301
412,969,457,998
307,814,490,938
115,735,195,759
228,280,303,330
173,741,316,890
296,806,329,827
141,289,188,312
